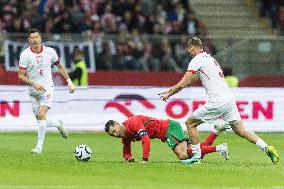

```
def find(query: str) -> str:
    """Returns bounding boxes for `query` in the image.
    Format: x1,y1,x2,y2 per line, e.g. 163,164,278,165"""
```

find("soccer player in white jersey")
159,37,280,165
18,28,75,154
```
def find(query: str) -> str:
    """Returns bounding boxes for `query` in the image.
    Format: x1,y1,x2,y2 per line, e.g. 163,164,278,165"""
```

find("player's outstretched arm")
56,63,75,93
159,72,195,101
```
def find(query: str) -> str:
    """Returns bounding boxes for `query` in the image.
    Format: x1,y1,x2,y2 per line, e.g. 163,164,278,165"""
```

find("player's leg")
46,119,68,139
165,120,192,160
31,105,48,154
200,122,231,146
29,95,42,154
173,141,189,160
201,132,217,146
224,100,280,164
185,115,203,144
184,115,204,162
43,89,68,138
231,121,279,164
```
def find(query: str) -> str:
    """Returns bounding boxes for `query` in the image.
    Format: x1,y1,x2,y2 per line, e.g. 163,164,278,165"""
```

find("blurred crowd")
257,0,284,32
0,0,206,35
0,0,216,72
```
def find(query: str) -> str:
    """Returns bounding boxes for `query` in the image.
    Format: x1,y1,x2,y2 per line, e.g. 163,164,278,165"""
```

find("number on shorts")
46,94,50,100
167,138,172,147
40,70,43,76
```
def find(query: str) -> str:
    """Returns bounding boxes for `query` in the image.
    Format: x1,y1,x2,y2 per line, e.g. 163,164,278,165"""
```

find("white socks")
37,120,47,148
46,119,60,128
256,138,268,152
191,143,201,158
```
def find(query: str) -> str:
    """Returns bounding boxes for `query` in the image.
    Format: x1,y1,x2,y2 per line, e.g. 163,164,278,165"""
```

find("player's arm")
18,68,46,93
122,138,134,162
140,132,151,163
56,63,75,93
159,71,195,101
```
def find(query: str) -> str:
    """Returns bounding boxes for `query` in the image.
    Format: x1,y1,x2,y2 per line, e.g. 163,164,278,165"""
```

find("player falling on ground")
105,115,229,163
159,37,280,164
18,28,75,154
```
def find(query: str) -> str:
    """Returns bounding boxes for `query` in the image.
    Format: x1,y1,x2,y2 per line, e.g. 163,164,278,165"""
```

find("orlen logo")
165,100,274,120
104,94,155,117
0,100,20,117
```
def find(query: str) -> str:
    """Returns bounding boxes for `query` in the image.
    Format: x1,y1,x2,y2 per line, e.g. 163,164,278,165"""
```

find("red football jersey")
121,115,169,161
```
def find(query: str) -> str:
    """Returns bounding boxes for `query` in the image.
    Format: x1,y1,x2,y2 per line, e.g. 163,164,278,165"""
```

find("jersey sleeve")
19,52,28,69
187,57,202,74
50,48,60,65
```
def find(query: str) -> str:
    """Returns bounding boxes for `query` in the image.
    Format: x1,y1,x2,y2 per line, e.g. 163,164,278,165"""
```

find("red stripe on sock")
201,146,216,158
201,132,217,146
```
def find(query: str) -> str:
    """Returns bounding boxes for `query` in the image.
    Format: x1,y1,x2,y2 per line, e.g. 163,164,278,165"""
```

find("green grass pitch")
0,132,283,189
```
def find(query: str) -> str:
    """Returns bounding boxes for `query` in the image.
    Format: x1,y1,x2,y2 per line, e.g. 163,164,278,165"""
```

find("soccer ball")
74,144,92,161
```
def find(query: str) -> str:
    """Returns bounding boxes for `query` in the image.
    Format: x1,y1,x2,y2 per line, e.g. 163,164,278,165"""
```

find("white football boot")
216,143,230,160
214,123,231,134
57,120,68,139
31,146,42,154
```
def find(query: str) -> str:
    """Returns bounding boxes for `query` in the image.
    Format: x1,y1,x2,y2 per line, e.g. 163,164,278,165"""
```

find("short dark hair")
187,37,203,48
28,28,41,37
105,120,115,133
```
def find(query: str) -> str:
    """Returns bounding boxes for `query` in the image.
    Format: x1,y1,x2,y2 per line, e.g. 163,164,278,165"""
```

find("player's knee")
177,152,188,160
37,112,46,120
185,120,194,129
233,127,246,138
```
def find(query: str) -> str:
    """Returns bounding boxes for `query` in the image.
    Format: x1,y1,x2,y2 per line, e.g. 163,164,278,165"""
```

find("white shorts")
192,99,241,124
29,88,54,116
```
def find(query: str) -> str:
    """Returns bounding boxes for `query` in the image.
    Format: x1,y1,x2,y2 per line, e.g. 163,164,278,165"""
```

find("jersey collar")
30,45,43,54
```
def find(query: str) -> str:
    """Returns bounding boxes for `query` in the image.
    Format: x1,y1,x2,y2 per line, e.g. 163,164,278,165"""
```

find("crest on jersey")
36,55,43,64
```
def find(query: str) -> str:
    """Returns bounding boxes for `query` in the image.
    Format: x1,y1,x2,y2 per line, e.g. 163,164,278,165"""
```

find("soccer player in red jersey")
105,115,229,163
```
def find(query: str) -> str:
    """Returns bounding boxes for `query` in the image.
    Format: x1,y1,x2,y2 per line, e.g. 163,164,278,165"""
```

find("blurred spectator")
174,36,191,70
113,38,141,70
201,33,217,55
183,11,200,36
0,0,216,72
96,40,114,70
278,6,284,30
69,48,89,86
169,21,184,35
223,67,239,88
160,41,181,72
258,0,284,31
0,53,5,83
144,15,155,33
139,42,160,71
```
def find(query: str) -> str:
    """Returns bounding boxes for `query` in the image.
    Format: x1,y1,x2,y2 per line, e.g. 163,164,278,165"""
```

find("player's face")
28,32,42,47
108,123,125,138
187,45,195,56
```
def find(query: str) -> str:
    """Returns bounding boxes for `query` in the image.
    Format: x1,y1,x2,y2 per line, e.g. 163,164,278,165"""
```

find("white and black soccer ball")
74,144,92,161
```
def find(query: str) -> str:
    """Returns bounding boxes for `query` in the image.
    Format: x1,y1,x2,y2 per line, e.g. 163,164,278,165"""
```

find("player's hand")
158,91,170,102
66,78,75,93
33,83,46,93
125,157,135,163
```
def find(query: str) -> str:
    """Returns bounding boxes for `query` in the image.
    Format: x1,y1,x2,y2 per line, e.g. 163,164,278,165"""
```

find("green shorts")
165,120,189,149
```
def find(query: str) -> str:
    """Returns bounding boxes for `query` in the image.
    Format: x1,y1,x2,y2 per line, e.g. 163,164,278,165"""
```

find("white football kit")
19,46,60,115
187,52,241,124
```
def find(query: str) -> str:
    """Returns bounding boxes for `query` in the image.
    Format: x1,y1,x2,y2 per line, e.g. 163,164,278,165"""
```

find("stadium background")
1,0,284,188
1,0,284,132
